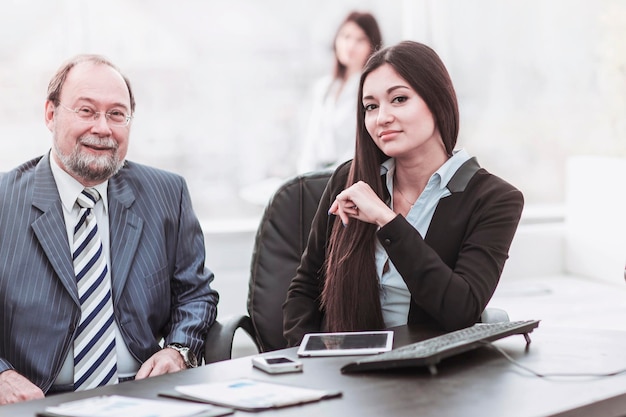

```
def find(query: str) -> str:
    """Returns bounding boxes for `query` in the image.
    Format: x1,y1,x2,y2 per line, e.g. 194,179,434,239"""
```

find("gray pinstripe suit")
0,153,218,393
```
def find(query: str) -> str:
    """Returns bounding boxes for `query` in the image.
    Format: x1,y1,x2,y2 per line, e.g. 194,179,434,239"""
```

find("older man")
0,54,218,404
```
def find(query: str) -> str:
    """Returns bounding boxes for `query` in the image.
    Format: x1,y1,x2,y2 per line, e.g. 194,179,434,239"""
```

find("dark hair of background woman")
321,41,460,332
333,11,383,81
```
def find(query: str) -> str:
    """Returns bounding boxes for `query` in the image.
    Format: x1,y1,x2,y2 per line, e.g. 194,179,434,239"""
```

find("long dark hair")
333,11,383,81
321,41,460,332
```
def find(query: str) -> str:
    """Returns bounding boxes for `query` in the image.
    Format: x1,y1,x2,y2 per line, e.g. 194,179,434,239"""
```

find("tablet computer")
297,331,394,357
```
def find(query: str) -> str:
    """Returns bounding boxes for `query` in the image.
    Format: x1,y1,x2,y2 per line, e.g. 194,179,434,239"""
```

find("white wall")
564,156,626,284
0,0,624,223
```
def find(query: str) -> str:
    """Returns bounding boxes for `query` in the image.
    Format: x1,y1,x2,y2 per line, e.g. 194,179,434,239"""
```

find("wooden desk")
3,326,626,417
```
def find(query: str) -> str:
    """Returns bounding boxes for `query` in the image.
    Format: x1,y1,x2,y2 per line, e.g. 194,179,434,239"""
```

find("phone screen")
266,357,294,365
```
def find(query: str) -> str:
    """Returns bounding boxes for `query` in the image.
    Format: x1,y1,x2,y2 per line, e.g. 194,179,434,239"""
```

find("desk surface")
4,326,626,417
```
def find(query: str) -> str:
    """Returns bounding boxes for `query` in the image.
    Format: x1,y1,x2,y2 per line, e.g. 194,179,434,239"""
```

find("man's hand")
0,370,44,404
135,347,186,380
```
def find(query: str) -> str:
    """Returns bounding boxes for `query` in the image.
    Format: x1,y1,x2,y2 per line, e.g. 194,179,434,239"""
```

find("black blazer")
283,158,524,346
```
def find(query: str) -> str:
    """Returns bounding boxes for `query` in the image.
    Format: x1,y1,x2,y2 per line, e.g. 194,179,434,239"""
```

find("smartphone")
251,355,303,374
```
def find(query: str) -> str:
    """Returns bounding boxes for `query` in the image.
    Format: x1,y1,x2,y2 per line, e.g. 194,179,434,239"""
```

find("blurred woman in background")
297,11,382,174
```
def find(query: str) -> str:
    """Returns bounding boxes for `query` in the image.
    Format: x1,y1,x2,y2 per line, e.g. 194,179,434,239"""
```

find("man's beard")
54,135,124,183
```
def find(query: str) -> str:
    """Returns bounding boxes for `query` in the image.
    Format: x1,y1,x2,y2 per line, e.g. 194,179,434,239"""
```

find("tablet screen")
297,331,394,357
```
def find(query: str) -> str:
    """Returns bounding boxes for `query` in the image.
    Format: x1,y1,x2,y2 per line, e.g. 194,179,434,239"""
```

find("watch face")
186,350,198,367
168,344,198,368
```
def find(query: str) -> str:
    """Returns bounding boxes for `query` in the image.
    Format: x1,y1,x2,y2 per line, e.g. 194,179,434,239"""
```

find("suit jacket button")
383,238,391,246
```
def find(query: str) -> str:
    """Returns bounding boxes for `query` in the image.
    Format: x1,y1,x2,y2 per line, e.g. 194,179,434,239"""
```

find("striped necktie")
72,188,118,390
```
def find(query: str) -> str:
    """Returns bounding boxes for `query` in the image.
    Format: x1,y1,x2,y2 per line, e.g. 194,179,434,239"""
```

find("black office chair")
203,169,508,363
204,170,333,363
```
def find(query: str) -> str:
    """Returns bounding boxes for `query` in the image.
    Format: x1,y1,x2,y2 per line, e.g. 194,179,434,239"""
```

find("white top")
297,73,360,173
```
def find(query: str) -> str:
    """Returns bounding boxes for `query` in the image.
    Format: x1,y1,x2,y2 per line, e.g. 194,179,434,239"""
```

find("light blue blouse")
376,149,472,327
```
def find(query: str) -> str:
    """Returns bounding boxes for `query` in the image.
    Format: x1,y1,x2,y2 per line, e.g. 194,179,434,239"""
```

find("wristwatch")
166,343,198,368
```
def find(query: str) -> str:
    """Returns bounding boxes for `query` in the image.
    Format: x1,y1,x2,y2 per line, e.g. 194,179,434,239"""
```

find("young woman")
284,41,524,346
297,11,382,173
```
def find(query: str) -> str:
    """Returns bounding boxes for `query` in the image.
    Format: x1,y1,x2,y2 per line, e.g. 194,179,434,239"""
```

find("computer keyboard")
341,319,540,375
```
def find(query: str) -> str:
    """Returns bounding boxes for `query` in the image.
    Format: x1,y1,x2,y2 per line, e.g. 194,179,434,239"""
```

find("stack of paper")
38,395,233,417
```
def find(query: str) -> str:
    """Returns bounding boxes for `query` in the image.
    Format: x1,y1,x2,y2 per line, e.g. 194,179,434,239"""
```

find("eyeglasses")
58,103,132,127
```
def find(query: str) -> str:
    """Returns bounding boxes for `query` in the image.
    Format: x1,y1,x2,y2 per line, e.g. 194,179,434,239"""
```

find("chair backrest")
247,170,332,352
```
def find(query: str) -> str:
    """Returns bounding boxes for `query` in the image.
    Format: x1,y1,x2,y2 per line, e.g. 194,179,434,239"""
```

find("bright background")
1,0,624,222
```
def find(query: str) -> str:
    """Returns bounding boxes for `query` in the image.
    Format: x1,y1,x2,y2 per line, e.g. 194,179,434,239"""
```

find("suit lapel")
446,157,480,193
107,173,143,304
425,157,482,255
30,155,79,305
